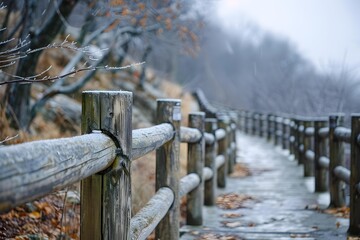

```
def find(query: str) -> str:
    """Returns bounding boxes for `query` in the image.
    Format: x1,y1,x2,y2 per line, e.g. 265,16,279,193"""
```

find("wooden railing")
239,111,360,237
0,90,237,240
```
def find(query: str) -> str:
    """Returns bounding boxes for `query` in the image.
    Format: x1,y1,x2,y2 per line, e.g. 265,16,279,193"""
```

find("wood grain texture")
179,173,200,198
349,114,360,235
217,117,229,188
329,115,346,207
0,133,116,213
186,112,205,226
180,126,202,143
314,120,329,192
132,123,174,160
130,187,174,240
155,99,181,240
204,119,217,206
81,91,132,240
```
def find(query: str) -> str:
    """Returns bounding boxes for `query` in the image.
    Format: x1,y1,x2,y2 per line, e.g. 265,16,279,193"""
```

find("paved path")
180,133,348,240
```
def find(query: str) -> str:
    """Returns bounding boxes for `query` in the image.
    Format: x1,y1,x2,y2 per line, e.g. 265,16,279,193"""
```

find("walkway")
180,132,348,240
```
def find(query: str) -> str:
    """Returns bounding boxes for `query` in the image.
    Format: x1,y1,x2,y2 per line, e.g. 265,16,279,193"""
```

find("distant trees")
171,23,360,117
0,0,202,130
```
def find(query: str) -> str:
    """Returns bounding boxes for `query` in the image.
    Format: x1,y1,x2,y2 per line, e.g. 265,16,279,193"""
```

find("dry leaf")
221,213,242,218
28,211,41,219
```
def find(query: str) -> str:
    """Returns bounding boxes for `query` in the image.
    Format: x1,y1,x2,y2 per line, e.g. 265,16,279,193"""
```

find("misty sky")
214,0,360,73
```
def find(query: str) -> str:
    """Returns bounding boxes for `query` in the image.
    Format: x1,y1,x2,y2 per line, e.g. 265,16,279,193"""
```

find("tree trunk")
6,0,78,129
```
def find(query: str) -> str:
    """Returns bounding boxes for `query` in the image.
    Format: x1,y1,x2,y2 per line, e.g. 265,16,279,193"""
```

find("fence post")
329,114,346,207
314,120,328,192
252,113,257,135
298,119,305,165
204,119,218,206
187,112,205,225
244,111,249,134
303,120,314,177
226,119,235,174
155,99,181,240
282,118,288,150
217,116,229,188
81,91,132,240
258,113,263,137
274,116,280,146
349,114,360,235
289,119,295,156
267,114,272,142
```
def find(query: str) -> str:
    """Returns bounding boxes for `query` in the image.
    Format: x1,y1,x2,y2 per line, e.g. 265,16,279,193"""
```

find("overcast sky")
213,0,360,73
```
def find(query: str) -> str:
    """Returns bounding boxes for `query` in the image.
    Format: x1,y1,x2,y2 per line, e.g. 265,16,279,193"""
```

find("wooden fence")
0,90,237,240
239,111,360,237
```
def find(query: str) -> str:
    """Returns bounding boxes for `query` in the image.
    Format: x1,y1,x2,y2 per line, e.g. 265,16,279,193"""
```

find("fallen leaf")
28,211,41,219
221,213,242,218
222,221,242,228
216,193,254,209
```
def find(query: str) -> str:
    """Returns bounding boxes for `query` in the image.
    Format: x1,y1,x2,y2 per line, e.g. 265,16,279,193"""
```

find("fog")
214,0,360,73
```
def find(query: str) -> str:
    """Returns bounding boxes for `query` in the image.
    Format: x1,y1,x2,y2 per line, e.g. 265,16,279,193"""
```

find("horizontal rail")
215,155,225,170
0,132,116,212
203,167,213,181
333,166,350,184
215,129,226,140
318,127,329,138
130,187,174,240
180,126,202,143
319,156,330,169
305,150,315,161
204,133,215,145
179,173,200,198
298,144,305,153
305,127,315,137
334,127,351,143
132,123,174,160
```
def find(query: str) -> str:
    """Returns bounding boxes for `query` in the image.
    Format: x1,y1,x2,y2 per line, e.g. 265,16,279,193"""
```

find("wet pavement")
180,132,348,240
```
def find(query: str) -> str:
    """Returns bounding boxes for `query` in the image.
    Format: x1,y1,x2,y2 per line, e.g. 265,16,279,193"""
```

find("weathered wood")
132,123,174,160
215,128,226,140
187,112,205,226
333,166,350,184
318,127,330,139
319,156,330,169
180,126,202,143
289,120,296,156
267,114,273,142
226,122,235,174
334,126,352,143
304,127,315,137
314,120,329,192
303,121,314,177
204,132,215,145
215,155,225,170
179,173,200,198
217,116,229,188
252,113,258,135
259,113,264,137
349,114,360,236
298,121,305,165
282,118,288,149
204,118,217,206
192,89,217,118
0,133,116,213
305,150,315,162
155,99,181,240
329,115,346,207
81,90,133,240
274,117,282,146
130,187,174,240
203,167,213,181
293,119,300,162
